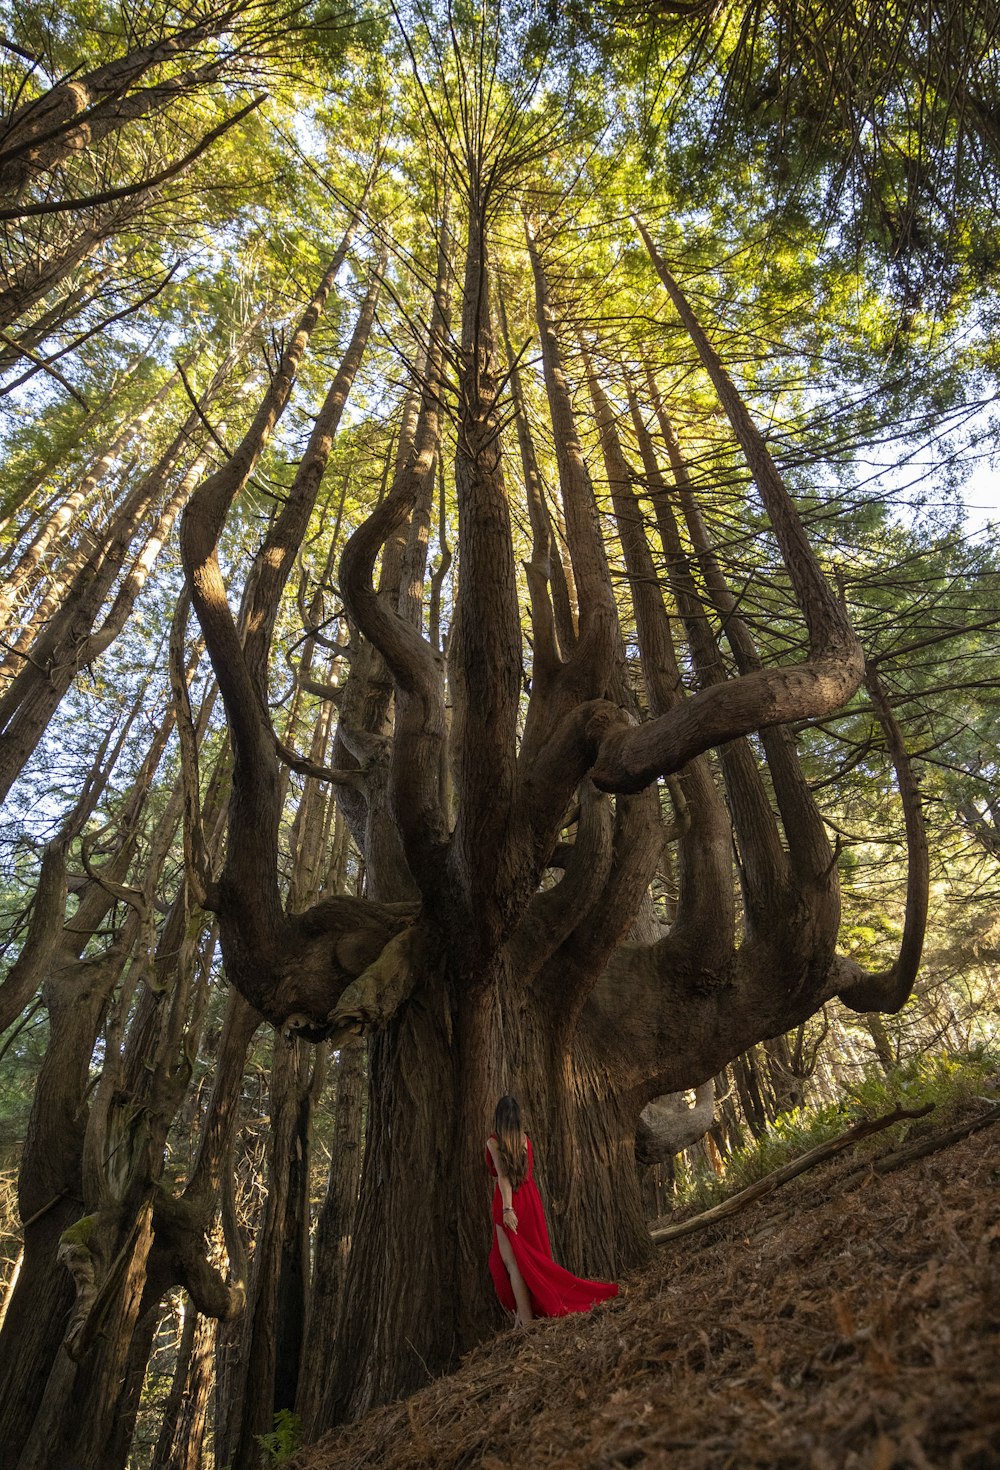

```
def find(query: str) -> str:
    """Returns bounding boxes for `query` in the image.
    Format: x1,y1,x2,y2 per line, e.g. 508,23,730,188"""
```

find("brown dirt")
290,1120,1000,1470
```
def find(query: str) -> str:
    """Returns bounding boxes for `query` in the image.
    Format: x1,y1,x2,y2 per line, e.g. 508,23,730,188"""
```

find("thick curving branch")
588,226,864,795
339,227,451,893
557,784,665,1032
242,262,383,697
832,662,929,1013
636,1081,715,1166
509,781,615,980
588,358,737,966
589,651,864,794
179,209,366,999
625,382,761,955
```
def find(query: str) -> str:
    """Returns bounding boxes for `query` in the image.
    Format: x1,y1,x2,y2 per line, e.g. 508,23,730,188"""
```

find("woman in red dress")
485,1094,618,1325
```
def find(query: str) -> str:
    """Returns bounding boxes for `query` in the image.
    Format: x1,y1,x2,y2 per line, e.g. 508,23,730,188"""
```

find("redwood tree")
6,2,987,1461
171,20,927,1427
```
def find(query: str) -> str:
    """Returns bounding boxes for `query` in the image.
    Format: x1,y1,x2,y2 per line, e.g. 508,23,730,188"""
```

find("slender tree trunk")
762,1033,806,1112
0,12,236,179
0,417,211,799
711,1066,745,1155
0,368,180,636
0,280,92,375
101,1297,164,1470
150,1299,216,1470
296,1034,365,1437
220,1037,314,1470
0,202,140,329
732,1049,771,1137
0,684,186,1461
865,1013,896,1073
0,59,226,195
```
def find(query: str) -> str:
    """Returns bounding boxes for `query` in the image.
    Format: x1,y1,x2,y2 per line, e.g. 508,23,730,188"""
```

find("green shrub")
672,1047,998,1217
255,1409,302,1467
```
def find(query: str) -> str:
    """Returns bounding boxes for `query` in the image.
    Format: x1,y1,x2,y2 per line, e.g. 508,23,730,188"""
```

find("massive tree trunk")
321,954,507,1423
171,108,923,1443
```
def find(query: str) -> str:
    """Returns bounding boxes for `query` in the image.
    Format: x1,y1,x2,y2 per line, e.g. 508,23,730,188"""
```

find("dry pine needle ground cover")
291,1121,1000,1470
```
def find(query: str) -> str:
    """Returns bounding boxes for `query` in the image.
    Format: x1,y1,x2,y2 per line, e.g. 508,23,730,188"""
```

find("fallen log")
873,1099,1000,1174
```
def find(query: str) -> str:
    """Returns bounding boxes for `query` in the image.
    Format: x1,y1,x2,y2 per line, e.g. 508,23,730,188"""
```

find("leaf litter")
290,1118,1000,1470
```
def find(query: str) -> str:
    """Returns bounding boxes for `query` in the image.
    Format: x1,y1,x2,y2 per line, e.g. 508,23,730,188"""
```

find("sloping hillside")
291,1119,1000,1470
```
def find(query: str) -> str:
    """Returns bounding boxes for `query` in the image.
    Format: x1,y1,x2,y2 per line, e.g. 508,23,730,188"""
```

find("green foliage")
676,1049,999,1216
842,915,903,970
840,1047,999,1126
676,1103,847,1213
254,1409,302,1467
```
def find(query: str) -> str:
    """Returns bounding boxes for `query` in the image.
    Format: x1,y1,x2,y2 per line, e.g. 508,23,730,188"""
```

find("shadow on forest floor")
290,1112,1000,1470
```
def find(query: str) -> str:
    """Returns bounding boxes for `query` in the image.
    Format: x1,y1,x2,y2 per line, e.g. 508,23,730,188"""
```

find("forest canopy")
0,1,998,1467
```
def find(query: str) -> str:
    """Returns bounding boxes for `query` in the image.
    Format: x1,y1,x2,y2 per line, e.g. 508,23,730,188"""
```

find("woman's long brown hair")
494,1095,528,1190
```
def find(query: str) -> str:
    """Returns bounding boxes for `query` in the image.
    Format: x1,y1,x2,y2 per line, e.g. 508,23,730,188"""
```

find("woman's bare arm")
485,1136,518,1230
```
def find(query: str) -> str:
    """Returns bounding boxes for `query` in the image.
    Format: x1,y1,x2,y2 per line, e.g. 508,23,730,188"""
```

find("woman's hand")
502,1205,518,1232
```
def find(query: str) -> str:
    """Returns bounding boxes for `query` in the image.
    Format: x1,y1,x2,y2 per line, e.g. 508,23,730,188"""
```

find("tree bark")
0,366,180,637
0,59,227,196
218,1038,314,1470
297,1035,365,1437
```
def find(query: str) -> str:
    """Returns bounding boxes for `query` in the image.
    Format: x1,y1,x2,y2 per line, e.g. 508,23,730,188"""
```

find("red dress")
486,1134,619,1317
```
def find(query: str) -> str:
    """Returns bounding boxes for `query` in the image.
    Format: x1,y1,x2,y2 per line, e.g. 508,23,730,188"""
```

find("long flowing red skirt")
486,1136,618,1317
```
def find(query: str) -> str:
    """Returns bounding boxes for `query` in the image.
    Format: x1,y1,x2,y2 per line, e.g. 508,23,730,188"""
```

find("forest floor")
290,1111,1000,1470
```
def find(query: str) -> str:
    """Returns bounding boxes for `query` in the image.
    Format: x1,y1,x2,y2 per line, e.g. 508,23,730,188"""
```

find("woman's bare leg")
496,1224,534,1325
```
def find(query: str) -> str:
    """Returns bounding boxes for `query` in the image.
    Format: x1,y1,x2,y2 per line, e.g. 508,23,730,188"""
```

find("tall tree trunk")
0,11,239,183
0,366,180,635
320,955,494,1426
0,406,212,799
0,59,226,196
150,1299,216,1470
218,1037,314,1470
0,679,198,1463
0,200,140,330
297,1035,365,1438
101,1297,163,1470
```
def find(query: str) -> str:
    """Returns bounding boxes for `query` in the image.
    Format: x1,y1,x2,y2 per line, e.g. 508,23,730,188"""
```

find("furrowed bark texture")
137,173,915,1455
